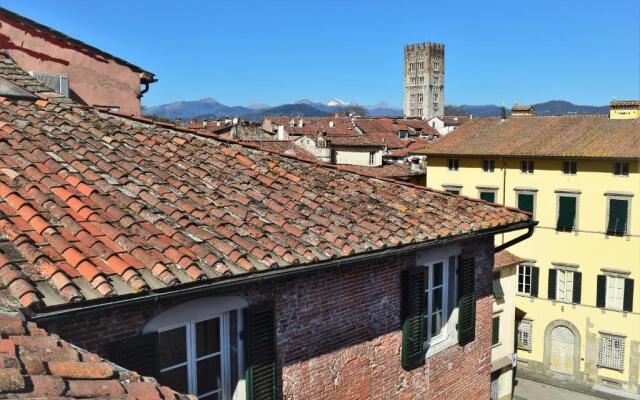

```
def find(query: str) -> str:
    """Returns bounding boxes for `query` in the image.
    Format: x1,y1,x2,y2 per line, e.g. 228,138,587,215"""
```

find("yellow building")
611,100,640,120
416,111,640,399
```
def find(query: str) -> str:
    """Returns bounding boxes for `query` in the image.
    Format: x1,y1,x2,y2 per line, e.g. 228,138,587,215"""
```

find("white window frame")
605,194,632,236
605,275,625,311
368,151,376,165
598,333,625,371
517,319,532,351
517,264,533,295
423,259,449,346
145,297,247,400
416,247,460,358
555,269,574,302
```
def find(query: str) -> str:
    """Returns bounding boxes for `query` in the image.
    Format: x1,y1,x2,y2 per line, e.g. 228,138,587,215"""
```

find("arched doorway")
549,325,575,375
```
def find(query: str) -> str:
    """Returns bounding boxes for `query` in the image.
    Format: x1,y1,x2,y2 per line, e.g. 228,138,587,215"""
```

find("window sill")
424,334,458,359
597,365,624,373
492,342,502,348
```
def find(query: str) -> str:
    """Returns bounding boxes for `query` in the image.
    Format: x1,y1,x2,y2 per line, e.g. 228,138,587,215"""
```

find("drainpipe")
495,223,537,253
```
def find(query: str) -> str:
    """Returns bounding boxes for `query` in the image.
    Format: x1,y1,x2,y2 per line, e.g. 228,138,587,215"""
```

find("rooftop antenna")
501,102,506,119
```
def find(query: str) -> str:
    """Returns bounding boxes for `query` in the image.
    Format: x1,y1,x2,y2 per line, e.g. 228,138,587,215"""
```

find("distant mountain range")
143,98,609,121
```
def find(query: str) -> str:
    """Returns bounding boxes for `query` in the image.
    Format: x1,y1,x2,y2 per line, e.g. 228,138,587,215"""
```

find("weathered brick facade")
41,237,494,400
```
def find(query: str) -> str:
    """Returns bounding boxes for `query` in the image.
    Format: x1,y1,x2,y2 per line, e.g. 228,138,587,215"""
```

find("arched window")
144,297,248,400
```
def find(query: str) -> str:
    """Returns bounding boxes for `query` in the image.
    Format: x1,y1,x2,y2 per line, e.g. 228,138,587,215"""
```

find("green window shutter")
518,193,534,213
531,266,540,297
458,256,476,345
623,279,634,312
596,275,607,308
480,191,495,203
492,316,500,346
557,196,576,231
548,269,557,300
107,332,158,378
572,272,582,304
401,266,426,370
607,199,628,236
246,302,277,400
493,273,504,300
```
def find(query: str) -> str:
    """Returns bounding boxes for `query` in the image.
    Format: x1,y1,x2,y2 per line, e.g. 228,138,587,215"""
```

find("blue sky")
3,0,638,107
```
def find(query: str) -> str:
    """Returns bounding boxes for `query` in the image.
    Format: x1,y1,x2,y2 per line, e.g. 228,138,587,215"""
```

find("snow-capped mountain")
326,98,350,107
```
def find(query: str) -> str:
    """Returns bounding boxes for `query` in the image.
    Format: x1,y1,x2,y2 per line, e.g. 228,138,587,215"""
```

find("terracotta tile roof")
494,250,522,270
239,140,318,162
328,131,406,149
0,310,193,399
610,100,640,107
355,118,439,137
0,7,154,80
511,105,534,112
440,116,470,127
0,55,531,310
339,163,423,179
391,139,432,157
415,115,640,159
268,116,357,137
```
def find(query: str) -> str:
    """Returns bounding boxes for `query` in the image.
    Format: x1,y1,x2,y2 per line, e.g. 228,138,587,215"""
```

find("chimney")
329,121,334,128
298,118,303,128
500,103,507,119
289,118,295,127
277,125,285,140
609,100,640,120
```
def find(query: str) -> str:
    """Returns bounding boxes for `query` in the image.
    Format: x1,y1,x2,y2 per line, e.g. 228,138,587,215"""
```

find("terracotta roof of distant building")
415,115,640,159
494,250,522,270
339,163,423,179
511,105,534,111
0,54,531,311
391,139,433,157
329,131,406,148
239,140,318,162
610,100,640,107
441,116,470,127
269,116,357,137
0,310,192,399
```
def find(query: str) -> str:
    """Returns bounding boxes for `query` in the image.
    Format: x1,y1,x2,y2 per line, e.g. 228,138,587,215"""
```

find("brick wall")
41,236,494,400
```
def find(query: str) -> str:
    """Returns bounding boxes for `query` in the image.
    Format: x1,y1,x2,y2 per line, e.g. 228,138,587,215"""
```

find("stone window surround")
604,192,633,237
543,319,581,380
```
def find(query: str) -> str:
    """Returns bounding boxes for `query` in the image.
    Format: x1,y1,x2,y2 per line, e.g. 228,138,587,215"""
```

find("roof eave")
25,219,535,322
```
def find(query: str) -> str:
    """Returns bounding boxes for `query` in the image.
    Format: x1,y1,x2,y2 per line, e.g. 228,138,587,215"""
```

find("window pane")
432,287,443,312
557,196,576,231
433,262,443,286
158,326,187,368
196,318,220,357
159,365,188,394
197,355,222,395
607,199,628,235
431,311,442,336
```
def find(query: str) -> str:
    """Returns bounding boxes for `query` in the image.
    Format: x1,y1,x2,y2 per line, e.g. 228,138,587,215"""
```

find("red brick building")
0,7,155,115
0,55,533,399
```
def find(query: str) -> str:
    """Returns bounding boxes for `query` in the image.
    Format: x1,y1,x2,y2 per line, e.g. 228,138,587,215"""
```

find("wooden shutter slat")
596,275,607,308
572,272,582,304
107,332,158,378
246,302,276,400
531,267,540,298
547,269,557,300
458,256,476,345
624,279,634,312
401,266,426,370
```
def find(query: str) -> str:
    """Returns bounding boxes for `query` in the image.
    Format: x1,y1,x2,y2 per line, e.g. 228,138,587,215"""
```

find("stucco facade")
425,155,640,398
0,7,154,114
